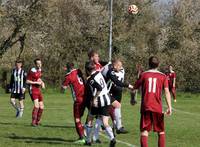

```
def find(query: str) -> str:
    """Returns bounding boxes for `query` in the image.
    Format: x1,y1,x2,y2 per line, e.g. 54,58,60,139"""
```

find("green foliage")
0,0,200,91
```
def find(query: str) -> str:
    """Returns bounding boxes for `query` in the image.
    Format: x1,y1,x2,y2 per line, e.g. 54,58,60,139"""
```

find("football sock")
36,108,43,124
85,124,93,143
114,108,122,129
158,134,165,147
75,121,85,138
93,118,102,141
141,136,148,147
32,107,39,124
19,107,24,117
105,126,114,140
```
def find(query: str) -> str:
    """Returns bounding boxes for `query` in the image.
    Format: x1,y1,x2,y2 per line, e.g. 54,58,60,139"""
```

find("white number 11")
148,78,157,93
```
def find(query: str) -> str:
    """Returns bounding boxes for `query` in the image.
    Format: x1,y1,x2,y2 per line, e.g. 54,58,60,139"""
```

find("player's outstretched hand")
165,108,172,116
128,84,134,90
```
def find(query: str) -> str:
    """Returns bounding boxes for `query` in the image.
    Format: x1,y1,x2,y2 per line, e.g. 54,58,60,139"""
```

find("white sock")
115,108,122,130
19,108,24,117
93,118,102,141
105,126,114,140
86,125,93,143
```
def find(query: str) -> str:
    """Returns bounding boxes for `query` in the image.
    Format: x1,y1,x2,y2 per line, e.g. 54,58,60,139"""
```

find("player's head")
88,50,99,64
149,56,159,69
66,62,74,72
15,58,23,69
34,58,42,69
112,59,123,72
168,65,173,71
85,61,96,76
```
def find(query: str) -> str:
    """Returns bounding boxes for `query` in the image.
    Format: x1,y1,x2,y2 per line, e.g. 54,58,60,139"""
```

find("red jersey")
134,69,168,113
27,67,42,93
62,69,85,103
166,72,176,88
95,63,103,71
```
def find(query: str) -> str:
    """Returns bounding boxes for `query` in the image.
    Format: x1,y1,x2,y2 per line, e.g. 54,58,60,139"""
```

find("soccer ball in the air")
128,4,139,14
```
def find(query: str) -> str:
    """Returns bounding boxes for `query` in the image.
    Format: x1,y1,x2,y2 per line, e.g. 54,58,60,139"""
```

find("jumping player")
9,59,26,118
62,62,86,144
131,56,172,147
26,58,45,126
85,61,116,147
165,65,176,102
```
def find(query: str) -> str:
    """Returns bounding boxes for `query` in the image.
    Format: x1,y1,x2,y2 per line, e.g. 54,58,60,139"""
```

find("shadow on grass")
0,122,75,129
7,134,79,145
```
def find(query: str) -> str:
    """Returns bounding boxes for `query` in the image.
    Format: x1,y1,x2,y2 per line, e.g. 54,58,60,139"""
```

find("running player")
85,61,116,147
62,62,86,144
9,59,26,118
165,65,176,102
26,58,45,127
131,56,172,147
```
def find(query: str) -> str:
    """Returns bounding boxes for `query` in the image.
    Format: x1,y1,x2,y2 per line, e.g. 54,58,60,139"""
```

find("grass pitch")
0,88,200,147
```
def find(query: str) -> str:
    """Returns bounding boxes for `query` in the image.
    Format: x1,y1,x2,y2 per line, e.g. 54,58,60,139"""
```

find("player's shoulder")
30,67,37,72
143,69,166,77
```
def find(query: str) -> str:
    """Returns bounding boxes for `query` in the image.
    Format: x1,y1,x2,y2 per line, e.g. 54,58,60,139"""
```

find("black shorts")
10,93,25,100
90,105,111,116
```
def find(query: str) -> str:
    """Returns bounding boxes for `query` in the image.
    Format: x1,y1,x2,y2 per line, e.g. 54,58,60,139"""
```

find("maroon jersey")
166,72,176,88
62,69,85,103
27,67,42,93
134,69,168,113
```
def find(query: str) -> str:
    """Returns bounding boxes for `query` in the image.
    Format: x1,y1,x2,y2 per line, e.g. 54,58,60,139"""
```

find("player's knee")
141,130,148,136
10,99,15,105
75,118,80,123
159,132,165,135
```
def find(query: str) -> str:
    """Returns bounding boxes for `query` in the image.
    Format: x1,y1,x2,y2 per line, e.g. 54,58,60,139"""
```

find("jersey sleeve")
173,73,176,78
134,75,143,89
62,75,71,86
107,69,129,87
90,79,102,92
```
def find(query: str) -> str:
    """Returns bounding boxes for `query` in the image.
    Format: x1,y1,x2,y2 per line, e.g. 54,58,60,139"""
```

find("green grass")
0,89,200,147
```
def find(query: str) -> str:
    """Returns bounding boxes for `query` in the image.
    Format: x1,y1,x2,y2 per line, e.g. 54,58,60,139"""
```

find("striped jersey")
87,71,111,107
10,68,27,94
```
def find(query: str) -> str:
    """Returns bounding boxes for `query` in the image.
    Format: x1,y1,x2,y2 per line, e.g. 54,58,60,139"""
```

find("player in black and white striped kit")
85,61,116,147
9,59,27,118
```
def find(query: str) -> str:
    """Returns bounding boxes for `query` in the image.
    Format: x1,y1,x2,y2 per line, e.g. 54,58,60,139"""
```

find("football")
128,4,139,14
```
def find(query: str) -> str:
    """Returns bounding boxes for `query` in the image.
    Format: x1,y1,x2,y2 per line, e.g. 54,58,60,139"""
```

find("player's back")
140,69,167,113
67,69,85,98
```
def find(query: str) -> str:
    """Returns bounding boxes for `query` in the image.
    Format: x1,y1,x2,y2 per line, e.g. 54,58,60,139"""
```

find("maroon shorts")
140,111,164,132
73,102,85,118
30,92,43,102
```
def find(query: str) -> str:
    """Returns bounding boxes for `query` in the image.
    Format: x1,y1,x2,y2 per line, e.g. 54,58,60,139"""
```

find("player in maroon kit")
165,65,176,102
132,56,172,147
26,58,45,127
62,62,86,144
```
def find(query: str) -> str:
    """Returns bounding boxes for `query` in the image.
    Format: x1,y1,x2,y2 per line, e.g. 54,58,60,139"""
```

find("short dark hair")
15,58,23,64
85,61,96,76
88,50,98,59
34,58,41,64
66,62,74,70
149,56,159,69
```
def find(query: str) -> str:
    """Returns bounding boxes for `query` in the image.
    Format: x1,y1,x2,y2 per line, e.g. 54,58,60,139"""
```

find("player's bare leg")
158,132,165,147
141,130,148,147
171,88,176,102
36,101,44,125
102,116,116,147
32,99,39,126
18,99,24,117
10,98,20,117
85,115,94,145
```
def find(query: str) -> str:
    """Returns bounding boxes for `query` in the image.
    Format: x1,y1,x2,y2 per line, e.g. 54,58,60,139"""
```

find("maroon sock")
75,121,84,138
109,106,115,122
36,108,43,124
158,134,165,147
141,136,148,147
32,107,39,125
